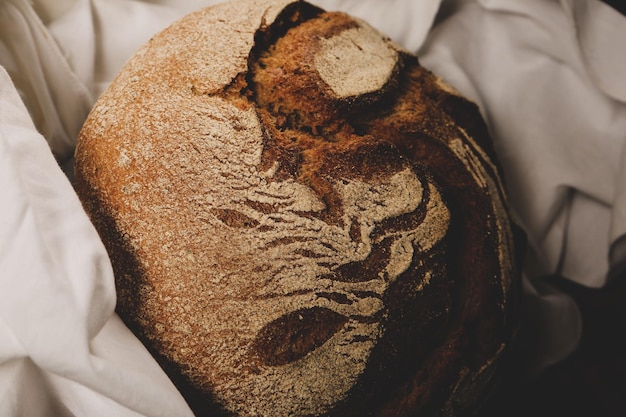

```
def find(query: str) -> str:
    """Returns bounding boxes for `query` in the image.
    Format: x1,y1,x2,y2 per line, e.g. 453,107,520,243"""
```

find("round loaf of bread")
75,1,522,416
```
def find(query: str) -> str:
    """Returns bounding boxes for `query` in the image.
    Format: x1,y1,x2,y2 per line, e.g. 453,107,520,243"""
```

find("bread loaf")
74,1,522,416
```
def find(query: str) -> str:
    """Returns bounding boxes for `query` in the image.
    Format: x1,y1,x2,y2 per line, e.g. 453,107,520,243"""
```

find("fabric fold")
0,0,94,163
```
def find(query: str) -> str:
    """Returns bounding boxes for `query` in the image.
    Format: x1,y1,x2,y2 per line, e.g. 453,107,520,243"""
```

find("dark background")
484,274,626,417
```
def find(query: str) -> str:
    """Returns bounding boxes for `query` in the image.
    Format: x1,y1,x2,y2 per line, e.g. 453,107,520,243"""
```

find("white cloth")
0,0,624,415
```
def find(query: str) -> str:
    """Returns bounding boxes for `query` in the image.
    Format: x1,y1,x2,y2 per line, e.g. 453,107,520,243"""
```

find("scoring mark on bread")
184,90,450,415
251,307,349,366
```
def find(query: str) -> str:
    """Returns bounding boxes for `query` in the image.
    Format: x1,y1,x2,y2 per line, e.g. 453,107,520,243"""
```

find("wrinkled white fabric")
0,0,92,165
0,0,624,414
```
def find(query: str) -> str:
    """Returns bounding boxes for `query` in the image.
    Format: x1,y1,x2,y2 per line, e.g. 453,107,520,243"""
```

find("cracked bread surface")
74,1,522,416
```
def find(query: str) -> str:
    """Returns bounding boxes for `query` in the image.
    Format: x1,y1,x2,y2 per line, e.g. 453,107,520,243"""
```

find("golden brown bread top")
75,1,521,416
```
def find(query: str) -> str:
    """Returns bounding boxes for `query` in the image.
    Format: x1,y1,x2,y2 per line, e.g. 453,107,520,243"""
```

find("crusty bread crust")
75,1,522,416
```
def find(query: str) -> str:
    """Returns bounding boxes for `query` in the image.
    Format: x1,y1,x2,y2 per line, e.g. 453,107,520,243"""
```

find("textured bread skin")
74,1,522,416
